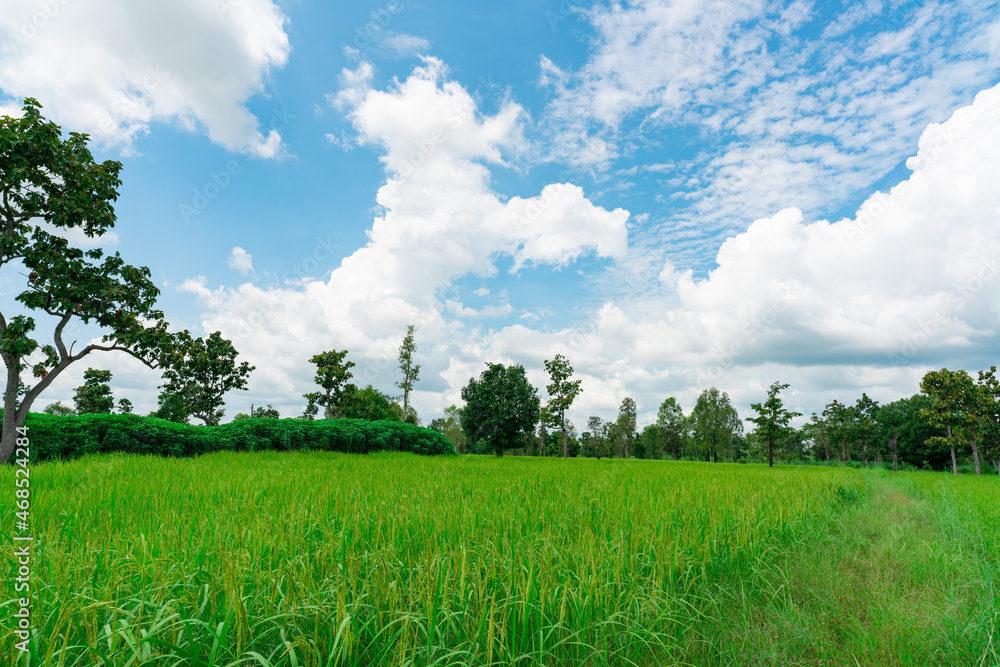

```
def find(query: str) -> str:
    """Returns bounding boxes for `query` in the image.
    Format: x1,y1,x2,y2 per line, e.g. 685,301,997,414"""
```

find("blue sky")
2,0,1000,429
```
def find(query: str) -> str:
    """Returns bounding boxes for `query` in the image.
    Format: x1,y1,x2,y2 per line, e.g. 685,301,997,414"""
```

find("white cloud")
228,247,254,275
539,0,1000,252
0,0,290,156
175,59,629,419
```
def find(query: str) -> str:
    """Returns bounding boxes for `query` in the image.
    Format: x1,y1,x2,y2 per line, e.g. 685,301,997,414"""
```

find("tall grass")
1,453,861,666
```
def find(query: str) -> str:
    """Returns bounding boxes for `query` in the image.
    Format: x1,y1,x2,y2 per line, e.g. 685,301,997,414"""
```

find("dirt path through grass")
696,470,1000,666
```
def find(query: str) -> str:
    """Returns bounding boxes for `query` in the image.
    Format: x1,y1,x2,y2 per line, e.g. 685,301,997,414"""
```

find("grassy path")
695,470,1000,666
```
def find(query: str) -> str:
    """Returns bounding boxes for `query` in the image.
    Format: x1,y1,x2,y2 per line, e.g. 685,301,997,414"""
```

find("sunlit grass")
1,452,862,666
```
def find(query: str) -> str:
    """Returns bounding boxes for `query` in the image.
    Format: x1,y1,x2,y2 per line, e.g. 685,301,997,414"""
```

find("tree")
303,349,355,419
460,363,540,457
822,400,853,464
543,354,583,458
854,393,880,468
431,405,468,453
920,369,980,475
804,413,831,465
0,99,178,462
586,415,609,459
977,367,1000,476
616,397,637,458
235,403,280,420
151,390,189,423
690,388,742,463
746,382,801,468
637,423,660,459
159,331,254,426
42,401,74,416
656,397,686,460
396,325,421,423
340,385,401,421
117,398,133,415
73,368,114,414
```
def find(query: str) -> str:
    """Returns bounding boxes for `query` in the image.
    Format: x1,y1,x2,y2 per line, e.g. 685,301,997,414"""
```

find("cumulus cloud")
228,247,254,275
0,0,290,156
539,0,1000,259
173,58,629,418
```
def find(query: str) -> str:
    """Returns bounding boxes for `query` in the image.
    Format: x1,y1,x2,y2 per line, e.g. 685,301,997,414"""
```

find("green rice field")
2,452,998,666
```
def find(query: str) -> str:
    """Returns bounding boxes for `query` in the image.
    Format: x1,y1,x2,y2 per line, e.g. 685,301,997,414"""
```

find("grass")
0,452,996,666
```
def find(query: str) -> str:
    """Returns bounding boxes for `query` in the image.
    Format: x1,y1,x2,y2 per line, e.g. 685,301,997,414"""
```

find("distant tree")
616,397,637,458
117,398,133,415
690,388,742,463
804,413,831,465
779,427,807,461
822,400,853,464
460,363,540,457
73,368,114,414
0,99,179,463
340,385,401,421
159,332,254,426
637,423,661,459
656,397,686,460
854,393,880,468
151,390,189,423
977,367,1000,476
235,403,280,420
747,382,801,468
303,349,355,419
254,404,280,419
543,354,583,458
920,369,980,475
42,401,74,416
395,325,421,423
431,404,468,453
586,416,608,459
537,417,549,457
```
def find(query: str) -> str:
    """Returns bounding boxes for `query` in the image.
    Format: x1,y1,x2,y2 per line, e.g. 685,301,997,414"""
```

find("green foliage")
430,404,468,453
0,99,179,462
616,396,637,458
42,400,74,416
395,324,420,422
73,368,114,414
235,404,281,420
159,331,254,426
6,411,455,462
339,385,401,421
303,349,355,419
116,398,133,414
656,397,687,460
691,387,742,462
747,381,802,468
543,353,582,457
460,362,540,456
150,390,189,424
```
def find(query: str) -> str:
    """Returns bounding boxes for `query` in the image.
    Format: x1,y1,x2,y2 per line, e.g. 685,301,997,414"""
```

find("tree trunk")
768,438,774,468
947,425,957,475
562,423,568,458
969,427,981,476
1,358,25,464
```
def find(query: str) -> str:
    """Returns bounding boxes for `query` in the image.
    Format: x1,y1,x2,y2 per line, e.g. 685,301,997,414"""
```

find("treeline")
42,328,424,427
433,360,1000,476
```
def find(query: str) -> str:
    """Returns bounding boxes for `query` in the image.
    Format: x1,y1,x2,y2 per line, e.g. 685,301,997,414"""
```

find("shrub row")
13,413,456,462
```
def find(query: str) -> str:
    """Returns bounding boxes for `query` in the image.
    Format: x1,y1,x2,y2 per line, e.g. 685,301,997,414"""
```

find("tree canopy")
460,363,540,456
543,353,582,458
159,331,254,426
0,99,179,462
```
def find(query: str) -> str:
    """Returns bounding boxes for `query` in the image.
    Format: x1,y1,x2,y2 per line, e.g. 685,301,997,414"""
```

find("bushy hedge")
13,413,456,462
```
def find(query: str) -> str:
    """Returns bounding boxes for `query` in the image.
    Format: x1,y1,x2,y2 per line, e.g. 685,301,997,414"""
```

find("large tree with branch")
0,99,177,463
